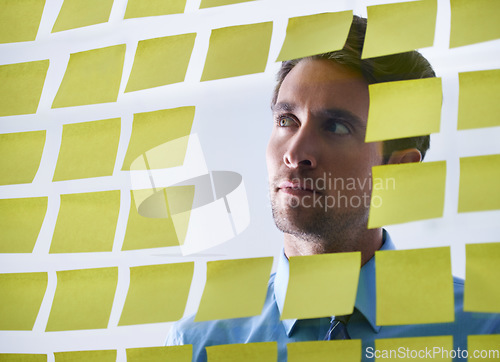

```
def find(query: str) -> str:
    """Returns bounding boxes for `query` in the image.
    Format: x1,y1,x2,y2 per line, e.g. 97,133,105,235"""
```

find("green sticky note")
54,350,116,362
0,354,46,362
52,0,114,33
0,60,49,117
50,190,120,253
282,252,361,320
201,22,272,81
464,242,500,313
46,267,118,331
458,69,500,130
468,335,500,361
0,131,46,185
458,154,500,213
287,340,361,362
195,257,273,321
0,197,47,253
450,0,500,48
365,77,442,142
0,0,45,43
376,247,454,326
200,0,254,9
119,262,194,325
122,190,180,250
52,44,125,108
277,11,353,61
375,336,453,361
124,0,186,19
122,106,194,170
0,272,47,330
126,346,192,362
368,161,446,229
362,0,437,59
53,118,120,181
205,342,277,362
125,33,196,92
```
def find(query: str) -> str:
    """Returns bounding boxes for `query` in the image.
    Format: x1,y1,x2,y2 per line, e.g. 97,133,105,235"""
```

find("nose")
283,127,318,169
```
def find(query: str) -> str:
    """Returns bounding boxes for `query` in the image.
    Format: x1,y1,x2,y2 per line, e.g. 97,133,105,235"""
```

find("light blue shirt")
166,232,500,361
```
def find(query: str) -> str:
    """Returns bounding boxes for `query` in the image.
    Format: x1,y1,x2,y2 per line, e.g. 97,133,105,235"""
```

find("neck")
283,227,383,266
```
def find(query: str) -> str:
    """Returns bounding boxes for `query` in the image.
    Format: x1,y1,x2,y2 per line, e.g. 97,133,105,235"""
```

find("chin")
271,202,322,235
270,196,370,242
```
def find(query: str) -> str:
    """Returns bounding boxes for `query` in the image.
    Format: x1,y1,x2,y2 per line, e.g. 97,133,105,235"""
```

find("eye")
276,115,296,127
327,122,350,135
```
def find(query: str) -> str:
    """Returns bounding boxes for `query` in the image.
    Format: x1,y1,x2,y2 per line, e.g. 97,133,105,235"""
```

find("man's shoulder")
452,275,500,334
166,273,278,346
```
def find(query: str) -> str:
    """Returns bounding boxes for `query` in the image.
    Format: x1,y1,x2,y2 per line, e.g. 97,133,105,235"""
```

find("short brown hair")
272,15,434,161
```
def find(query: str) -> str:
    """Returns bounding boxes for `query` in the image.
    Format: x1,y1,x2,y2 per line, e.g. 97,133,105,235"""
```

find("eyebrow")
272,102,366,131
271,101,294,113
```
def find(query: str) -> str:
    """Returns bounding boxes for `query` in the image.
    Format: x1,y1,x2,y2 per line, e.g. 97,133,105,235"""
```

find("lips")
277,180,318,195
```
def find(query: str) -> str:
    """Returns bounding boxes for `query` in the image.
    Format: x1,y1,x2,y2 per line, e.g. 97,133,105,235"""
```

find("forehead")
275,59,370,120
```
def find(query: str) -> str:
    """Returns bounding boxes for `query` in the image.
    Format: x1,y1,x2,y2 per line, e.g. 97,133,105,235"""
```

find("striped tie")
324,317,351,340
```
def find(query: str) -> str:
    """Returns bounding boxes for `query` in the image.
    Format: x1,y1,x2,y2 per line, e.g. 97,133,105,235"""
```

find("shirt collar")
274,246,294,335
273,230,396,336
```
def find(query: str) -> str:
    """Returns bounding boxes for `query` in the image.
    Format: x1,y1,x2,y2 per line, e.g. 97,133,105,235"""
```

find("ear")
386,148,422,164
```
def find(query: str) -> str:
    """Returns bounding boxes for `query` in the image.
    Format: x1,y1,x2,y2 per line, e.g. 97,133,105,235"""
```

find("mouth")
277,180,319,196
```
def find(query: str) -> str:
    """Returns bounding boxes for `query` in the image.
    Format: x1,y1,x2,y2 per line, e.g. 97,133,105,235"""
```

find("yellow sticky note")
458,154,500,213
195,257,273,321
376,247,454,325
282,252,361,320
50,191,120,253
0,354,46,362
46,267,117,331
124,0,186,19
122,106,194,170
368,161,446,229
127,186,195,247
54,350,116,362
52,0,114,33
0,272,47,330
468,335,500,361
362,0,437,59
122,190,180,250
0,131,45,185
206,342,277,362
0,60,49,117
52,45,125,108
0,0,45,43
458,69,500,130
464,242,500,313
119,262,194,325
134,186,195,217
201,22,272,81
450,0,500,48
200,0,254,9
366,77,442,142
125,33,196,92
53,118,120,181
277,11,353,61
374,336,453,361
0,197,47,253
287,340,361,362
126,346,192,362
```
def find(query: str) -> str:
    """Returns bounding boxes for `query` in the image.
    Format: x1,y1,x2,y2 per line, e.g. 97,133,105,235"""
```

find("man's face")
266,58,384,243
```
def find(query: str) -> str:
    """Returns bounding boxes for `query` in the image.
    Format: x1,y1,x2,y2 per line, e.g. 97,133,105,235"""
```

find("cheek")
266,134,281,176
